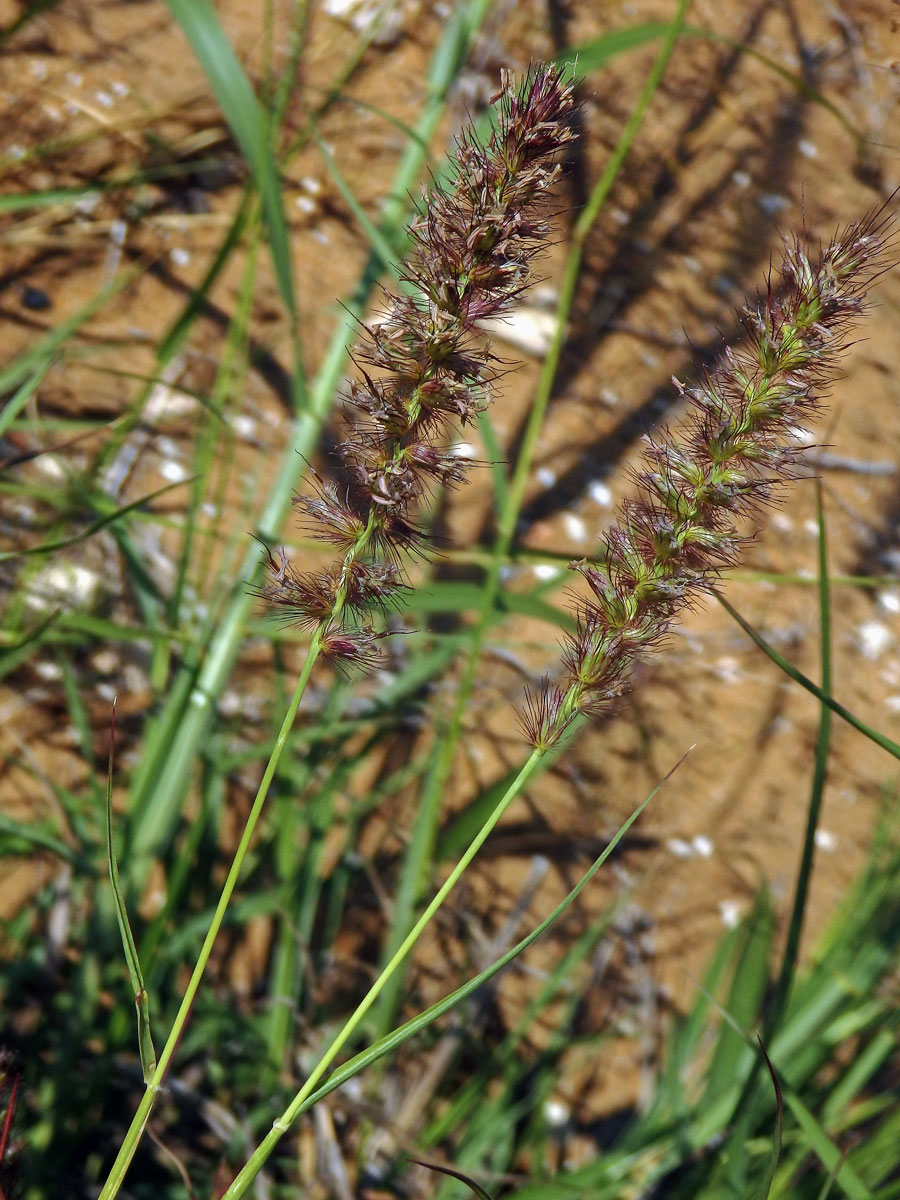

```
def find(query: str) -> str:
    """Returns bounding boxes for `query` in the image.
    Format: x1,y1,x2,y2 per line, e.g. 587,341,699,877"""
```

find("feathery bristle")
260,64,575,670
524,202,895,746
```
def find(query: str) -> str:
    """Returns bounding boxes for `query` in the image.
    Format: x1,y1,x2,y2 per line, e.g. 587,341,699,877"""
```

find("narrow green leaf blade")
751,1039,784,1200
784,1091,872,1200
292,751,687,1112
105,706,157,1082
410,1159,497,1200
0,478,194,562
164,0,296,317
716,593,900,763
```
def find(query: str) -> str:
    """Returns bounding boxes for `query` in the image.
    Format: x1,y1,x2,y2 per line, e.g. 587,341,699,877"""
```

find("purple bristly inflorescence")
522,204,896,750
260,64,575,666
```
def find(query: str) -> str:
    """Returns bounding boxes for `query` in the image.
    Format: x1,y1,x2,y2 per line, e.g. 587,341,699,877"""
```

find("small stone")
22,285,51,311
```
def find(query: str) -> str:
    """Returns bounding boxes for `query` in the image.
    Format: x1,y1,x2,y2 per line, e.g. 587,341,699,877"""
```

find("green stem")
96,630,324,1200
372,0,692,1034
219,746,546,1199
768,479,832,1031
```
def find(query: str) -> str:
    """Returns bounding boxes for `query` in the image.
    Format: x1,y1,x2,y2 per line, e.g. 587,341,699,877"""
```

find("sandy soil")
2,0,900,1178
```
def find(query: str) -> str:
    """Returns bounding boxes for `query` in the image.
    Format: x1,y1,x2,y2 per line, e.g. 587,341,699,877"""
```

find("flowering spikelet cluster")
261,64,575,668
523,205,895,749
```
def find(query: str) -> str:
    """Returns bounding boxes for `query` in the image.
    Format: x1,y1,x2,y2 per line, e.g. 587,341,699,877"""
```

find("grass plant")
1,4,899,1200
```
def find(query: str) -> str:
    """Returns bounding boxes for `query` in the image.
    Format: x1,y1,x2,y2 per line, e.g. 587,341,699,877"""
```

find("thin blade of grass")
164,0,296,319
751,1038,784,1200
0,364,49,438
703,889,774,1103
477,408,508,516
286,752,683,1114
715,594,900,762
563,23,864,147
822,1028,896,1128
817,1154,849,1200
411,1159,497,1200
715,485,837,1192
105,704,156,1083
784,1092,873,1200
0,814,82,863
767,480,833,1031
398,579,572,628
311,122,402,281
0,478,195,562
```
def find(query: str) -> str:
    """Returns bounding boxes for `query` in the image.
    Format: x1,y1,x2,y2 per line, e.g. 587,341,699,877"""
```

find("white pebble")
666,837,693,858
588,479,613,507
878,591,900,614
798,139,818,159
218,690,242,715
771,513,794,533
563,513,588,542
34,661,63,681
731,169,751,189
36,454,66,482
169,247,190,267
536,466,556,488
94,90,114,109
759,193,791,215
532,564,561,582
480,306,559,356
145,383,195,421
719,899,741,928
714,656,742,684
111,81,129,98
230,414,257,439
451,441,476,459
814,828,837,852
885,694,900,714
92,648,118,674
857,620,893,661
160,460,189,483
28,562,100,613
75,192,100,214
294,194,317,214
692,835,714,858
544,1099,570,1128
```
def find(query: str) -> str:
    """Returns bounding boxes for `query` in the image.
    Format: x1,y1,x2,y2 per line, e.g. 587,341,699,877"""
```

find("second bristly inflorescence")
523,203,894,749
